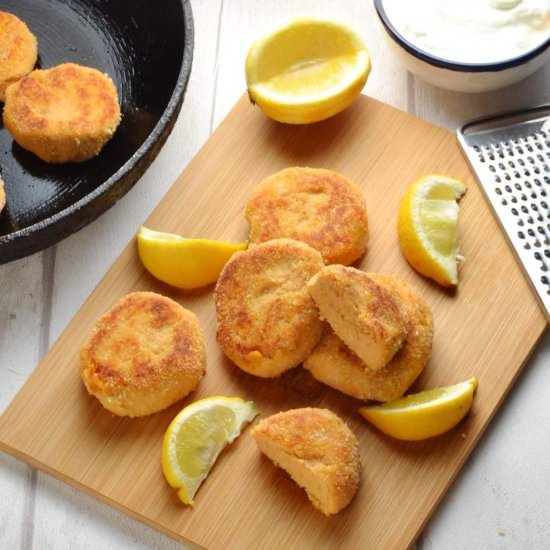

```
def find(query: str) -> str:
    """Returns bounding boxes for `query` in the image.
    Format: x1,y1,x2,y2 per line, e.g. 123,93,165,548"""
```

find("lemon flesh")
162,396,258,505
359,377,478,441
137,226,247,290
245,17,371,124
397,174,467,287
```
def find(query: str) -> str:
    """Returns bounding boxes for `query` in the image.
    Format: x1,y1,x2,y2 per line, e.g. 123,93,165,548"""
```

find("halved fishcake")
252,407,361,516
4,63,121,163
304,274,434,401
0,11,37,102
307,265,407,371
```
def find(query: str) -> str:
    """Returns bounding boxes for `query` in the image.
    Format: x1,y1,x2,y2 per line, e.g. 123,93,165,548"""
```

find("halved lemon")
245,17,371,124
162,396,258,505
359,377,478,441
137,226,247,290
397,174,467,287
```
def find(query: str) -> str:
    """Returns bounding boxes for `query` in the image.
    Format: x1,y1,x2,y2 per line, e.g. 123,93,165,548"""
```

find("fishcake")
215,238,324,378
308,265,407,371
81,292,206,417
0,12,37,102
252,407,361,516
304,274,433,402
246,167,368,265
3,63,121,163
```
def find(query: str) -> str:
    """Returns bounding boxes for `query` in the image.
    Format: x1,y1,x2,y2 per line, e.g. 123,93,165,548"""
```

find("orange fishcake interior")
308,265,408,371
252,407,361,515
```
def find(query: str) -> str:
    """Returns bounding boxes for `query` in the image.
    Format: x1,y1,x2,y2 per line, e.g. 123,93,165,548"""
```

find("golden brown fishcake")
304,274,433,402
80,292,206,417
0,176,5,214
3,63,121,163
252,407,361,516
215,238,324,378
308,265,407,371
246,167,368,265
0,12,37,102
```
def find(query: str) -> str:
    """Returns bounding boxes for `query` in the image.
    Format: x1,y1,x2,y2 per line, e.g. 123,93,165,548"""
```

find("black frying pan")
0,0,194,263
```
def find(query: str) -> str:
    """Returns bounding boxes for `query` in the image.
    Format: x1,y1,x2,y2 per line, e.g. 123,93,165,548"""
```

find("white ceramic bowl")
374,0,550,93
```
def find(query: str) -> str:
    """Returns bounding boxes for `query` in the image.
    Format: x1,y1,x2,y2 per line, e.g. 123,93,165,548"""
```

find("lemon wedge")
245,17,371,124
162,396,258,505
359,377,478,441
397,174,467,287
137,226,247,290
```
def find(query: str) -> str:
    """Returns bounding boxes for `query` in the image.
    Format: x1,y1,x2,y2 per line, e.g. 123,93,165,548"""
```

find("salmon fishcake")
0,12,37,102
3,63,121,163
304,274,433,402
252,408,361,516
308,265,407,371
246,167,368,265
215,238,324,378
81,292,206,417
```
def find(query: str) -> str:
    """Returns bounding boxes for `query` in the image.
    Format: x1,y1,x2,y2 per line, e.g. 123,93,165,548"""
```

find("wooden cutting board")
0,95,546,550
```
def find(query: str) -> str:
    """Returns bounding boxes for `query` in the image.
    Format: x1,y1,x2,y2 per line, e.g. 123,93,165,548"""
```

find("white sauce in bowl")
382,0,550,64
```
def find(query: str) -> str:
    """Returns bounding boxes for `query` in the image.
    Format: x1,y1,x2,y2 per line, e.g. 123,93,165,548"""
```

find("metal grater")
457,105,550,323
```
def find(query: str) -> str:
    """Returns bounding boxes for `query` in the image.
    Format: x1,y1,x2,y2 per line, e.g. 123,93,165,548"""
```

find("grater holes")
495,175,501,183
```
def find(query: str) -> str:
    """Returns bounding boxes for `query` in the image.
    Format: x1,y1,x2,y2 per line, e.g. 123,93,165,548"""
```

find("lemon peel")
359,377,478,441
245,17,370,124
137,226,247,290
397,174,467,287
161,396,258,505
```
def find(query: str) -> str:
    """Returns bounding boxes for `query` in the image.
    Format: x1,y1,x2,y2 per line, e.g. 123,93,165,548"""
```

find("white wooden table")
1,1,549,548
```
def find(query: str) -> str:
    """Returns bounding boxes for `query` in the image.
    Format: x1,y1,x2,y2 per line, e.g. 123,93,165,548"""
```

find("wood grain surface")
0,94,546,550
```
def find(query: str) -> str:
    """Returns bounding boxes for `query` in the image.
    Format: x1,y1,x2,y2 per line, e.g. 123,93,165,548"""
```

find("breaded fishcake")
308,265,407,371
215,238,324,378
252,407,361,516
80,292,206,417
0,176,5,214
246,167,368,265
0,12,37,102
304,274,433,402
3,63,121,163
